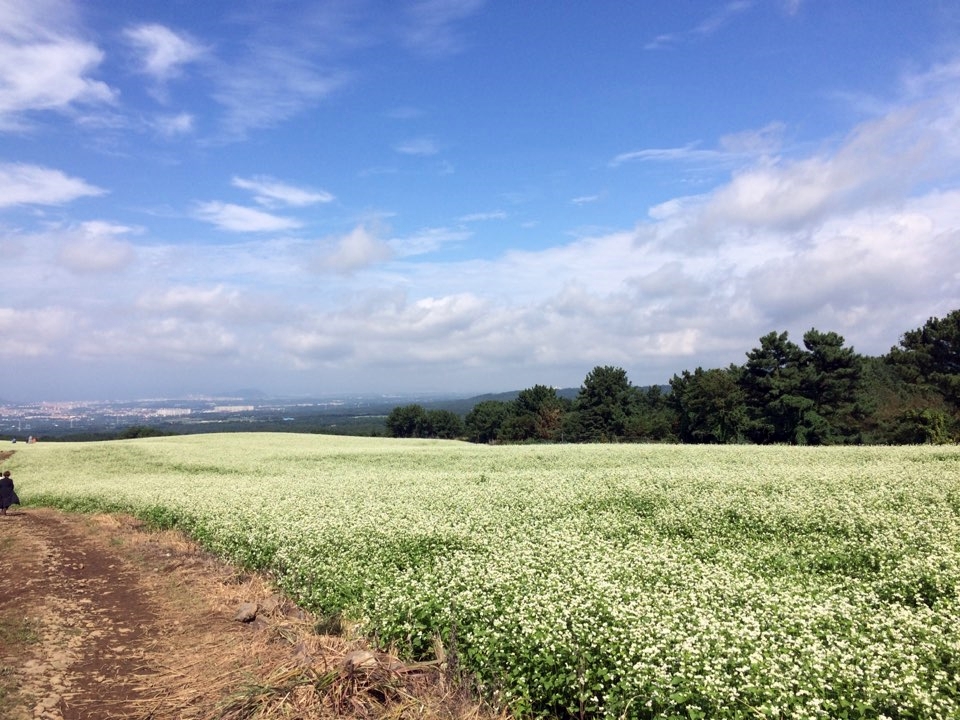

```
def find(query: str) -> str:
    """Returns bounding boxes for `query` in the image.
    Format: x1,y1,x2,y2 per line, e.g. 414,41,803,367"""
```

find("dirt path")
0,507,296,719
0,506,486,720
1,509,157,719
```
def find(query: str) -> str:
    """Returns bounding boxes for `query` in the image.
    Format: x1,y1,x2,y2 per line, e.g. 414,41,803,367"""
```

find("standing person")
0,470,18,515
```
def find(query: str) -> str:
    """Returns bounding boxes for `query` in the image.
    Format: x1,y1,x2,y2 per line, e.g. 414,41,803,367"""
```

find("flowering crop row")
13,435,960,718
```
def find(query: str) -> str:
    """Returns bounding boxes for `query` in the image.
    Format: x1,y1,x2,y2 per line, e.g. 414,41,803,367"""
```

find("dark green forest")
387,309,960,445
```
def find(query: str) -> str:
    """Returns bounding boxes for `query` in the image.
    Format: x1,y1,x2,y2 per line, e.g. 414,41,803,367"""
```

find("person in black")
0,470,18,515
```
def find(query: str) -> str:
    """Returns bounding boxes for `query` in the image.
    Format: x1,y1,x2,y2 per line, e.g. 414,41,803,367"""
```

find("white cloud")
610,144,727,168
56,221,137,274
718,122,786,156
401,0,486,55
124,23,205,82
151,112,194,137
194,201,302,232
391,226,472,257
232,175,334,207
212,47,346,138
0,0,115,128
645,0,753,50
0,305,75,357
458,211,506,222
314,225,393,273
136,284,284,324
610,124,785,170
702,104,952,230
0,162,105,207
571,195,600,206
3,33,960,397
76,319,241,362
394,137,439,156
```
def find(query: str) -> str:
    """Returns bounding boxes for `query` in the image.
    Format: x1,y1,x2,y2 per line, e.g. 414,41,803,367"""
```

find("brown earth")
0,502,496,720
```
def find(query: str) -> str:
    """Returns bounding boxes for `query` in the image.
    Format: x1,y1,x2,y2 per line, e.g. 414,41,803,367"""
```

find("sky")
2,0,960,402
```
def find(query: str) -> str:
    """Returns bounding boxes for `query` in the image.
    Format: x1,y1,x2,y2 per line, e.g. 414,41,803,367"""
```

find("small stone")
233,602,258,622
342,649,377,670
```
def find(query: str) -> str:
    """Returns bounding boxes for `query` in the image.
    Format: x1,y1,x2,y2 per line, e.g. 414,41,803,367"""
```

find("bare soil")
0,504,496,720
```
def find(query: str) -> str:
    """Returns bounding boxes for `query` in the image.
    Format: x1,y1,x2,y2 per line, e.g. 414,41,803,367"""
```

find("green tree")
574,366,637,442
385,404,427,438
424,409,464,439
464,400,511,443
858,355,951,443
500,385,568,442
626,385,679,442
888,309,960,413
740,331,811,443
799,329,862,444
670,366,747,443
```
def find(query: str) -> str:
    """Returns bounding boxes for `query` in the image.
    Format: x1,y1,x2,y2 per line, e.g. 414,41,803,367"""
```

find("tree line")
386,309,960,445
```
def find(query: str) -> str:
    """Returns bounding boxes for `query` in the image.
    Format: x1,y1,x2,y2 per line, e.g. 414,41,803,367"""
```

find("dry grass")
84,513,508,720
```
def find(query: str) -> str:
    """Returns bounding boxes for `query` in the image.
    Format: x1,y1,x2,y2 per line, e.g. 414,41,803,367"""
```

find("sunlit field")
10,435,960,719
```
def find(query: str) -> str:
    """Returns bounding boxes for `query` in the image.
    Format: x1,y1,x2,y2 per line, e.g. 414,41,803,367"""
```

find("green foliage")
500,385,569,442
117,425,173,439
386,404,428,438
889,309,960,408
670,366,747,444
740,330,811,443
574,365,637,442
390,309,960,447
799,328,863,444
464,400,511,443
386,405,464,439
887,309,960,440
739,329,864,445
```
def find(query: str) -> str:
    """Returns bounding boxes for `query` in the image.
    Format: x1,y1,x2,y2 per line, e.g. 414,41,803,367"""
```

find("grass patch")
0,615,41,646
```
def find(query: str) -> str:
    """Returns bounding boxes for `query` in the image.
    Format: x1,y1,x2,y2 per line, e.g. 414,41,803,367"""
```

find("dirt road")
0,506,309,719
0,504,483,720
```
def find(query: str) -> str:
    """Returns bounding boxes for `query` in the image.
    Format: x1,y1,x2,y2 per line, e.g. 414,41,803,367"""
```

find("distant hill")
412,385,672,417
418,388,579,416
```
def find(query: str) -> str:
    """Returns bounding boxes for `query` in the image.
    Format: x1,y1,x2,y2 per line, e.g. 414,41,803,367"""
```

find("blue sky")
2,0,960,401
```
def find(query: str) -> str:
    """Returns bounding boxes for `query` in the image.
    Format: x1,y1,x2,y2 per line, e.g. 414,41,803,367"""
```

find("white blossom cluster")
19,436,960,718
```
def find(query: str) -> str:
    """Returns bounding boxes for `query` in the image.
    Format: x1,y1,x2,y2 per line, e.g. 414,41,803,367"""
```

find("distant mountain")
416,385,671,416
418,388,580,416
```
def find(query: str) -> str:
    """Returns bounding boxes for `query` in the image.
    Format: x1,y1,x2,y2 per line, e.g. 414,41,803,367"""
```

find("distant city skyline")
2,1,959,402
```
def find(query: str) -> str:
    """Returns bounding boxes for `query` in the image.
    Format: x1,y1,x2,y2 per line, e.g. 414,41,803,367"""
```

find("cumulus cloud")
232,175,334,207
272,290,505,368
76,319,241,362
135,284,287,324
0,0,115,128
3,32,959,397
56,221,137,274
702,105,950,230
0,305,75,357
315,224,393,273
0,162,105,206
194,201,302,232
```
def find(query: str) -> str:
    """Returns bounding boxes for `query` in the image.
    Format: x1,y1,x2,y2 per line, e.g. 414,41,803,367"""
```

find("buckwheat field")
13,435,960,719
